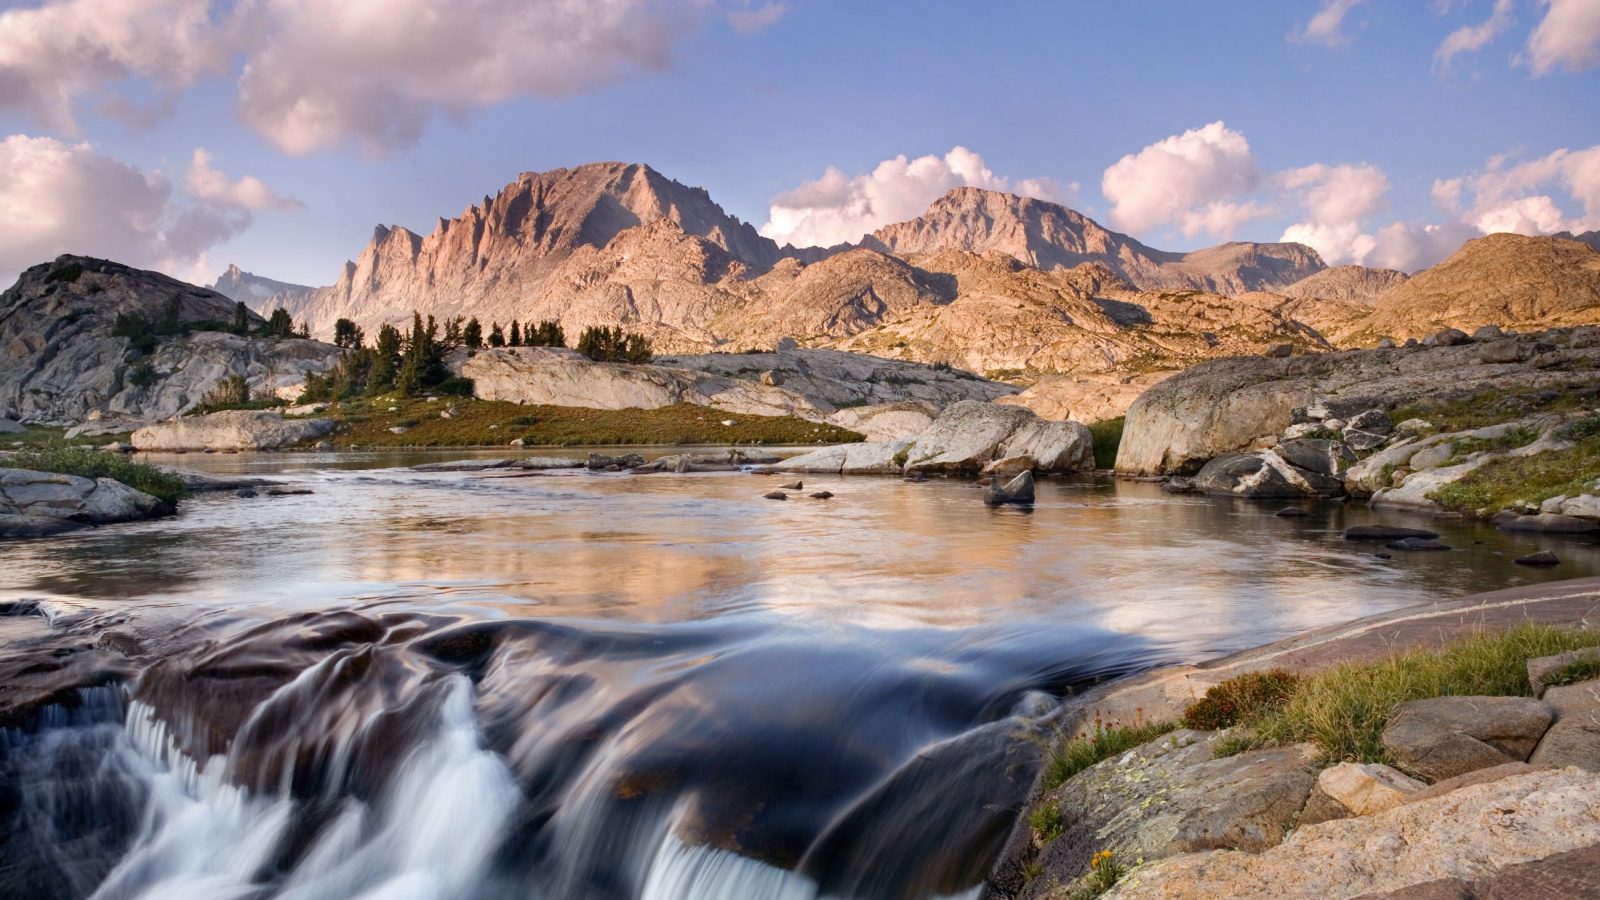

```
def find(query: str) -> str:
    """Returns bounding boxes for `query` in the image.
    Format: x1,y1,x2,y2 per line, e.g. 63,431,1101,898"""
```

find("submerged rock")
1385,537,1451,551
1344,525,1439,541
1514,550,1562,567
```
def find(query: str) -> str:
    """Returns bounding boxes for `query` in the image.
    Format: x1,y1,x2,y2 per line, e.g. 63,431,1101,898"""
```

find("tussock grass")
7,444,186,506
1213,625,1600,765
1039,720,1176,792
1430,432,1600,516
1088,417,1124,469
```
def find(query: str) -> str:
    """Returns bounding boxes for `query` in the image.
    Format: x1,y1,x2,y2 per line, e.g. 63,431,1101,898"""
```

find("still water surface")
3,448,1597,900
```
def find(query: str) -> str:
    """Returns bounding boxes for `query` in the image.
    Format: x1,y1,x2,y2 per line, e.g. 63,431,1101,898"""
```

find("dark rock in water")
1374,552,1392,559
587,452,645,470
810,491,834,500
235,488,258,499
1275,439,1356,478
266,487,313,496
1161,476,1197,494
1386,537,1452,552
984,471,1035,507
903,474,928,483
1515,551,1561,567
778,481,803,491
1495,513,1600,534
763,491,788,501
1193,451,1342,499
1345,525,1439,541
1275,507,1309,518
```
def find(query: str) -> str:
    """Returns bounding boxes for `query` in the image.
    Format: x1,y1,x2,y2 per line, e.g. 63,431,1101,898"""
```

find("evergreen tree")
156,296,184,335
367,323,402,394
334,318,364,349
508,320,522,347
488,322,505,347
443,316,464,347
231,301,249,335
463,317,483,350
267,308,295,338
395,313,445,397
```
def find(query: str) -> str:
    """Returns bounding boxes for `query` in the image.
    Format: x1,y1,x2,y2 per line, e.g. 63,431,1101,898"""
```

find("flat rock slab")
1382,696,1554,782
1315,762,1424,817
1100,768,1600,900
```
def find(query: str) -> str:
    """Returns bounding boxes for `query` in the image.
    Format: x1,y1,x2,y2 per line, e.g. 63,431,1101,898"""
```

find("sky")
1,0,1598,289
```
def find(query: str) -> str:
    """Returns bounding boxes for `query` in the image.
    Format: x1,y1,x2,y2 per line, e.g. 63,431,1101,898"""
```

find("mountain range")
211,161,1600,383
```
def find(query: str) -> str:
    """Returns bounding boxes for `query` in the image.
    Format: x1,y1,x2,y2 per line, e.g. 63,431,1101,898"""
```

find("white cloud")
1101,121,1267,238
1526,0,1600,75
1292,0,1365,47
759,146,1063,248
185,148,301,211
727,1,786,33
1434,0,1516,71
0,0,227,133
1365,219,1480,271
0,134,294,286
1277,163,1390,264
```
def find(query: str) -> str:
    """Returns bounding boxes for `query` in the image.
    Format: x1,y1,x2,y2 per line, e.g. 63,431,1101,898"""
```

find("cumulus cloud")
727,1,786,33
1526,0,1600,74
0,134,294,285
1292,0,1365,47
1434,0,1516,71
1101,121,1268,239
0,0,227,133
759,147,1064,248
1277,163,1390,264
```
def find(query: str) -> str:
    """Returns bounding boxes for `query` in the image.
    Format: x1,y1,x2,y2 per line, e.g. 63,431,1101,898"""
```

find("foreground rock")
1380,696,1554,782
1115,327,1600,474
774,400,1093,475
131,410,336,451
1102,768,1600,899
0,468,166,537
0,255,343,424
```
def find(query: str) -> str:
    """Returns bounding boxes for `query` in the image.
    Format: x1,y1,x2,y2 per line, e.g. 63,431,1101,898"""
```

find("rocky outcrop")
660,348,1015,409
824,401,940,441
1279,265,1409,303
0,467,166,537
997,371,1172,425
1101,767,1600,899
1381,696,1555,782
211,264,314,314
131,410,336,451
0,256,343,425
462,347,834,420
775,400,1093,475
1116,328,1600,475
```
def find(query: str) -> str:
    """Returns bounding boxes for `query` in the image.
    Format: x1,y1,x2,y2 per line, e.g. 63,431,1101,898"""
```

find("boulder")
1381,696,1554,781
1275,438,1356,477
1406,443,1456,471
1309,762,1425,819
1551,494,1600,521
984,471,1035,507
762,491,787,501
1342,429,1389,452
586,452,645,470
1527,681,1600,771
1423,328,1470,347
1478,339,1524,364
1010,731,1317,894
1346,409,1394,435
1265,343,1294,358
1514,551,1562,567
769,440,909,475
1495,513,1600,534
131,410,335,451
824,401,939,442
1473,324,1506,341
0,467,166,538
1192,451,1344,499
1528,649,1600,697
1344,525,1439,540
902,401,1092,474
1098,768,1600,900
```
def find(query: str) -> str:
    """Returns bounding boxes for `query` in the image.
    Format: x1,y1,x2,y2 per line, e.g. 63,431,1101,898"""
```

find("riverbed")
3,449,1597,900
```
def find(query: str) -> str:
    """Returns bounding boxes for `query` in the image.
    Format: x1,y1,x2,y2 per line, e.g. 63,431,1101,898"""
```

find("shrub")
1088,417,1124,470
576,325,652,363
126,360,159,388
1182,669,1301,731
434,376,474,397
1028,803,1063,842
10,444,186,507
1039,720,1176,792
46,260,84,283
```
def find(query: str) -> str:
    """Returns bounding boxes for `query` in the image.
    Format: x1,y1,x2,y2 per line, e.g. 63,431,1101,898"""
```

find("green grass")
1443,426,1539,465
308,398,864,448
1390,380,1600,434
1028,803,1064,842
1039,720,1177,792
1429,432,1600,516
1088,417,1124,469
184,397,288,416
3,426,129,449
1544,657,1600,688
7,444,186,506
1215,625,1600,766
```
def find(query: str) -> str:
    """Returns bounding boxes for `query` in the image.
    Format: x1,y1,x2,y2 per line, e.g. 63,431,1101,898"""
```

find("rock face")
1279,265,1410,303
1380,696,1554,782
660,348,1015,410
131,410,336,451
990,731,1317,899
1115,328,1600,474
0,256,344,425
211,264,314,313
0,467,166,537
1101,768,1600,900
824,401,940,442
774,400,1093,476
1528,681,1600,771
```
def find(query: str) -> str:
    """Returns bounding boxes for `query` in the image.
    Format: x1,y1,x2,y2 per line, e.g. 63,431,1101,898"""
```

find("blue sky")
1,0,1597,287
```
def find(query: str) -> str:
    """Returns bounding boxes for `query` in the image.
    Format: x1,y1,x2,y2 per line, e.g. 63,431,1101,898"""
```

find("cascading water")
1,605,1152,900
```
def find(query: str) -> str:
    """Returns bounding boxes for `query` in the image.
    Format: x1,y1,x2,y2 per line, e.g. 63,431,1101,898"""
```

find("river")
3,448,1597,900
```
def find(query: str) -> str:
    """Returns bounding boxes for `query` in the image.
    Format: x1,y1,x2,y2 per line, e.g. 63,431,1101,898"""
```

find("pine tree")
368,323,402,394
508,320,522,347
488,323,505,347
463,317,483,350
231,301,249,335
334,318,364,349
267,308,294,338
